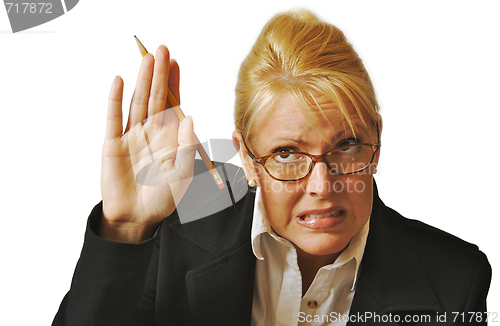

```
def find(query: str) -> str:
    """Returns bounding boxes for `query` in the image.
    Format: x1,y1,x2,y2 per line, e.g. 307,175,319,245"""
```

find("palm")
100,47,196,241
102,115,185,224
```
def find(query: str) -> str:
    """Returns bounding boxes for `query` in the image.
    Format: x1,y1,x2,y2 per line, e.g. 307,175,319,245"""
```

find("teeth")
303,211,342,220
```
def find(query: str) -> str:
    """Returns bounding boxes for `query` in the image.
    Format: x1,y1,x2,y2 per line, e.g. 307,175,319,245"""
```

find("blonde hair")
234,9,380,142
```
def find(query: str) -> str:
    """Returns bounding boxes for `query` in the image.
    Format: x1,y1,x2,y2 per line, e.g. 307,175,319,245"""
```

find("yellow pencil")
134,35,225,190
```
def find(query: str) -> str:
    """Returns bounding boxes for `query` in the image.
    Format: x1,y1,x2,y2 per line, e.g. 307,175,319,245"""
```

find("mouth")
300,210,344,221
296,207,346,229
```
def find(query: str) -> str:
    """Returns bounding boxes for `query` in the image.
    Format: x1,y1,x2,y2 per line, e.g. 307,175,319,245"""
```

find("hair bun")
286,8,319,22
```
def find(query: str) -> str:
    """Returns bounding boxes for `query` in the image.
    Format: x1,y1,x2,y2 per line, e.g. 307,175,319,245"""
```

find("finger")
167,59,180,108
105,76,124,140
127,54,154,131
148,46,170,117
175,115,198,176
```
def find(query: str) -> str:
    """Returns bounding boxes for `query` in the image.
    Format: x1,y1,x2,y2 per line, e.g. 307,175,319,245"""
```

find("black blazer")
53,162,491,326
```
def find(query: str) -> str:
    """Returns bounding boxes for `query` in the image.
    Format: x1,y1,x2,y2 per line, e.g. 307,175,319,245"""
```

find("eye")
336,138,360,153
271,147,305,163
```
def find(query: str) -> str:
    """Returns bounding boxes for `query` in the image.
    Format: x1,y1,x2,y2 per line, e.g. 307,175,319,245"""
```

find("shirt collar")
250,187,370,290
251,187,282,260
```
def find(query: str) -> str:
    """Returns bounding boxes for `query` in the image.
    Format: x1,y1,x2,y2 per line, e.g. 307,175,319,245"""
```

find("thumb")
176,115,198,176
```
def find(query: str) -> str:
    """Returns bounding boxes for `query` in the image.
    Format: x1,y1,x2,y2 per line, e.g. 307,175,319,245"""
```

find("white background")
1,0,498,324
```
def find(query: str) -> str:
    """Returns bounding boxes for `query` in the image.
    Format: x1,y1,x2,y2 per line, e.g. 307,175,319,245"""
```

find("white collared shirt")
251,188,370,326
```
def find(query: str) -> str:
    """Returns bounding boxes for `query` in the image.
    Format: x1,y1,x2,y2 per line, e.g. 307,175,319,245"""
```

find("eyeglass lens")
265,145,375,180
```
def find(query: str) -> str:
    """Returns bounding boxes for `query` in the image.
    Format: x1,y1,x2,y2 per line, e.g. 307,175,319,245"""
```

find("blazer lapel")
349,184,443,324
173,194,257,326
157,163,257,326
185,240,256,325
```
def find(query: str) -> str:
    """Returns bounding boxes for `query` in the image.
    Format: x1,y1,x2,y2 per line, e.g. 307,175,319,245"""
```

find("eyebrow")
270,123,369,147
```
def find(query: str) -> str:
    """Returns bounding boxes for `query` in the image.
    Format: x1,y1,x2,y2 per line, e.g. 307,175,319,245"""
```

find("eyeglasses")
241,133,381,181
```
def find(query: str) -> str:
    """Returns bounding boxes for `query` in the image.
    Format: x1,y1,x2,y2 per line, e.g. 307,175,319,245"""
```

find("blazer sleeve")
463,250,492,325
52,202,160,326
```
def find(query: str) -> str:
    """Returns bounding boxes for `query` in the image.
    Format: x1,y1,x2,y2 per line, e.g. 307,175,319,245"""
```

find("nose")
306,161,336,198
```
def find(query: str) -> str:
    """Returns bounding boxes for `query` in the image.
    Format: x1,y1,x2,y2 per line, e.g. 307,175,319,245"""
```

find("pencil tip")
134,35,137,37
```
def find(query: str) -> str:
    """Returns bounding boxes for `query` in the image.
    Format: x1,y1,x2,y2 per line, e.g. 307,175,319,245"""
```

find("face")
235,93,380,260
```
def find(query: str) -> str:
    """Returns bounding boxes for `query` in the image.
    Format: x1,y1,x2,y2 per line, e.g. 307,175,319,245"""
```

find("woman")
53,9,490,326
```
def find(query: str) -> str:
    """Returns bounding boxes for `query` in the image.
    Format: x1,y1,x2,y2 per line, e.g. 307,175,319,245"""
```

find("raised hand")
100,46,197,243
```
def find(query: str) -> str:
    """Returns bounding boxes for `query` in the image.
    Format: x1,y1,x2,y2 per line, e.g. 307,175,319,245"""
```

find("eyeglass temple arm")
241,137,262,162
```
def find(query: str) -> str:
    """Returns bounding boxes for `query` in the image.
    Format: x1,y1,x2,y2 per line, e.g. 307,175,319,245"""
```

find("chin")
296,235,350,257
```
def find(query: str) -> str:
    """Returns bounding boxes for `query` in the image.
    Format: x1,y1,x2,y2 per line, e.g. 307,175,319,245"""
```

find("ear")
371,115,383,170
232,131,260,185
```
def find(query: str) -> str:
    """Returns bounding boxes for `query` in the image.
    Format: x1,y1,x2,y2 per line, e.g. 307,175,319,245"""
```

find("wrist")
98,213,158,244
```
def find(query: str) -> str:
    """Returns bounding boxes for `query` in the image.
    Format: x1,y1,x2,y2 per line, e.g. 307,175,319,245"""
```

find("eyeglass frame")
240,126,381,182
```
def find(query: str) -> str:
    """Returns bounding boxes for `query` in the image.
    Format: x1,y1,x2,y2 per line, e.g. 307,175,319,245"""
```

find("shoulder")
369,181,489,271
384,204,487,270
368,193,491,312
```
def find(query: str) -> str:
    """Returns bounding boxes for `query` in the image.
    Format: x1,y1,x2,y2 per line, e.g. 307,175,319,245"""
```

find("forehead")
250,93,368,143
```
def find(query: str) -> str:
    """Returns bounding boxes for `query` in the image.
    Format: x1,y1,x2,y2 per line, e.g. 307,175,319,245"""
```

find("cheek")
259,178,302,228
262,182,297,210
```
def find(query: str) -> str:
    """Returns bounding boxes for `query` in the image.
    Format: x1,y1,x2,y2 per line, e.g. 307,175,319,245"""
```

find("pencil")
134,35,225,189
